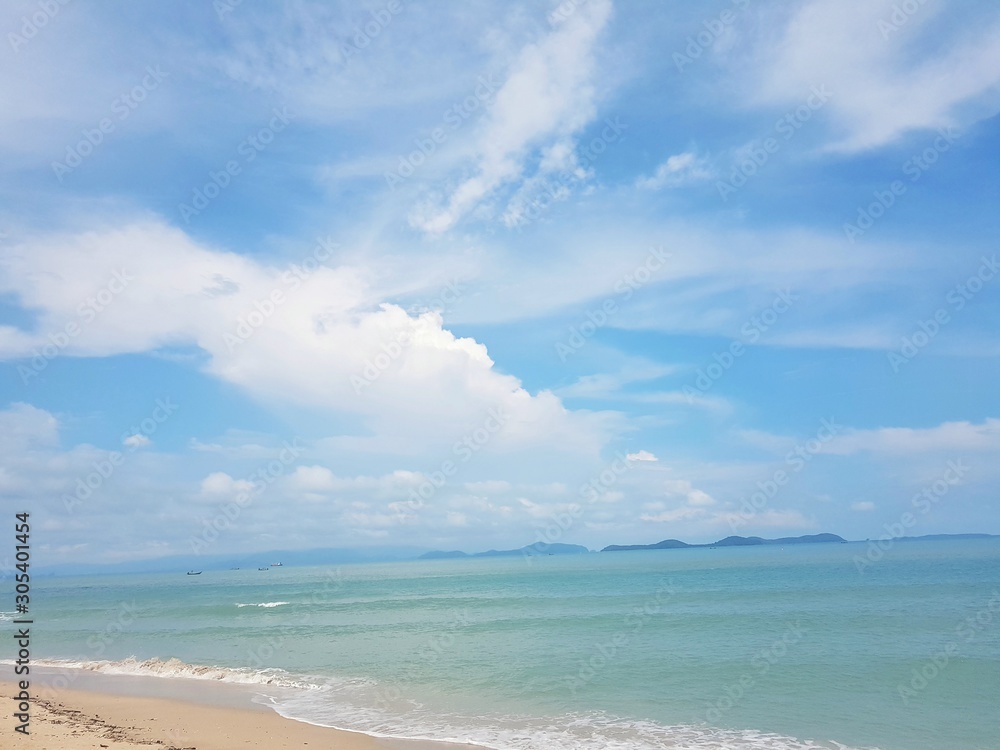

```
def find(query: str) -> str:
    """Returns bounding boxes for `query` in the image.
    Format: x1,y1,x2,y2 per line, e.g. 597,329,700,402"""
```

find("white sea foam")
235,601,290,608
19,657,881,750
270,693,884,750
27,657,325,690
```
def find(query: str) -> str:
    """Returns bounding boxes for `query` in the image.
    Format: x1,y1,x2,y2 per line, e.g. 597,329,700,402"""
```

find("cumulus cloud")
664,479,715,506
199,472,254,496
289,465,337,492
0,403,60,452
0,221,611,459
639,478,716,522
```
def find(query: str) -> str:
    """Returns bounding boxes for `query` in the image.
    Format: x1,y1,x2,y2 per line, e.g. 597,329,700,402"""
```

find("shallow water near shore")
8,539,1000,750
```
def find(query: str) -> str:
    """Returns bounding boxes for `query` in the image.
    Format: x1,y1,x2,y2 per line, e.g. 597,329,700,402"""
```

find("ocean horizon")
6,537,998,750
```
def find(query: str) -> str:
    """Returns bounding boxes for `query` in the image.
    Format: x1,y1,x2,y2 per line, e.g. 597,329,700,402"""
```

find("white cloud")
629,390,733,414
556,362,677,399
441,216,926,357
213,2,501,124
641,506,707,523
747,0,1000,152
636,151,712,190
0,403,60,452
715,509,816,531
851,501,876,512
199,472,254,496
123,434,151,449
686,490,716,507
409,0,612,233
0,221,612,461
823,419,1000,456
626,450,658,462
736,428,796,455
664,479,716,507
463,479,512,494
289,465,336,492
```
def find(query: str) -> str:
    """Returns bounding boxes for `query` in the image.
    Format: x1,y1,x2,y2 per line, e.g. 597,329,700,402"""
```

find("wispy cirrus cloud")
744,0,1000,152
409,0,613,233
822,419,1000,456
636,151,712,190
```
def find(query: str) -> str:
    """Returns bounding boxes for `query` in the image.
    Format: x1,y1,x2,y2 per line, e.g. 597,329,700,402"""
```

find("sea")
4,539,999,750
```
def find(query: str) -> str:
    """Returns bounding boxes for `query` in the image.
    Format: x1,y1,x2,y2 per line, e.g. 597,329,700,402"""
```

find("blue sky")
2,0,999,565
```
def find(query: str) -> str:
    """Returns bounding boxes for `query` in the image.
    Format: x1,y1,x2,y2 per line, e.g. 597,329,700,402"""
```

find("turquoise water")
5,540,999,749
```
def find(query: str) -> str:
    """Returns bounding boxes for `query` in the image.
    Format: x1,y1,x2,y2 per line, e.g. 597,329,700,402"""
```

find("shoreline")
1,670,475,750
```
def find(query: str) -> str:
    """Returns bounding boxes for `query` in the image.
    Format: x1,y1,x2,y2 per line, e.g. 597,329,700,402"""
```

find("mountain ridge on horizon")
601,532,847,552
26,533,999,577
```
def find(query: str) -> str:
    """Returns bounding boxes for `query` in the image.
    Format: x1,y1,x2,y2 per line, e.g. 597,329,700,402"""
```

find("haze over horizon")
2,0,1000,567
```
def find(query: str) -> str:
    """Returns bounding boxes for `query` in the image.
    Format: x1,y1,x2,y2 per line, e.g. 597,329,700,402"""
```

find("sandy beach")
0,677,442,750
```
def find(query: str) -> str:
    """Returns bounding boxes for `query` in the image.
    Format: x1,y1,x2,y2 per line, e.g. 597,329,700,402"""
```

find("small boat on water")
187,571,202,575
271,562,283,567
258,567,269,571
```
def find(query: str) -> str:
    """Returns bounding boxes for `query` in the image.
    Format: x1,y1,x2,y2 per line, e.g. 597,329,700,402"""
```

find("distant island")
602,533,847,552
35,533,996,576
419,532,1000,560
420,542,589,559
891,533,997,541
